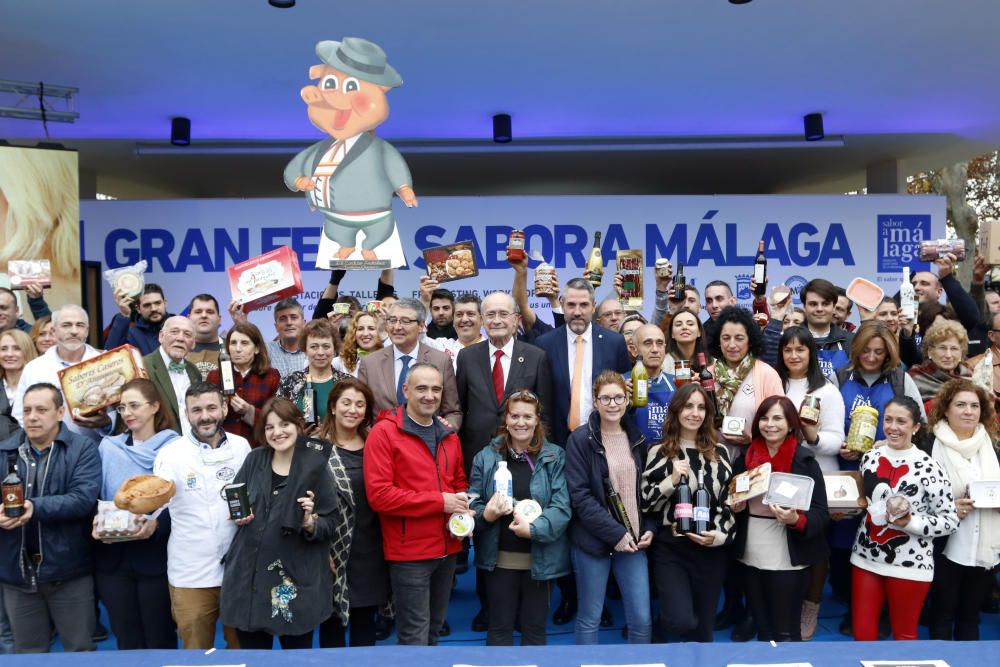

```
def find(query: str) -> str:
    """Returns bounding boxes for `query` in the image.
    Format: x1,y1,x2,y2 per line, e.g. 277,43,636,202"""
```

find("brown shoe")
801,600,820,641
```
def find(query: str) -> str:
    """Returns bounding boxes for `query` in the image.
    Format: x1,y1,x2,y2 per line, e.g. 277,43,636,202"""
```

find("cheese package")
8,260,51,289
227,246,304,312
616,249,643,310
58,344,148,417
825,471,867,515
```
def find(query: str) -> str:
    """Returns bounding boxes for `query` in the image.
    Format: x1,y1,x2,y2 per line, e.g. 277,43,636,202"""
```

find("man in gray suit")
359,299,462,430
284,37,417,262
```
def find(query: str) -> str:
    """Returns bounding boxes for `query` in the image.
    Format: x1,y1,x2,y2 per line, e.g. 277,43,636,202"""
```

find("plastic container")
846,277,884,312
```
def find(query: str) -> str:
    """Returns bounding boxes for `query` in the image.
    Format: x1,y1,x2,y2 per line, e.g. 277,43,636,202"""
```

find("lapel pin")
518,356,524,363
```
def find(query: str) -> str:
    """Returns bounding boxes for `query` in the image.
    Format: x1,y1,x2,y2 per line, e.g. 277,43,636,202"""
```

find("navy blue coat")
104,312,171,355
533,323,631,446
0,426,101,588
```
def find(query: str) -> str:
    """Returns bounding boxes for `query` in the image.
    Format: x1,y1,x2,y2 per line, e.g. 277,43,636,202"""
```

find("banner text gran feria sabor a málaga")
81,195,945,332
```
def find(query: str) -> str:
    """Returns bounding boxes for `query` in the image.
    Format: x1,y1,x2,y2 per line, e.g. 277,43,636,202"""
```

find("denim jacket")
468,438,571,581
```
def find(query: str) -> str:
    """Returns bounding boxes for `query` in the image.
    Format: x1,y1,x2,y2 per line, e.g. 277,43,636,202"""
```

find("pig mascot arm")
381,140,417,207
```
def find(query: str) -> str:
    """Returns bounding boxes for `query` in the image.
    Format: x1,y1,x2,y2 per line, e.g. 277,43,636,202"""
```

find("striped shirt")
604,431,640,537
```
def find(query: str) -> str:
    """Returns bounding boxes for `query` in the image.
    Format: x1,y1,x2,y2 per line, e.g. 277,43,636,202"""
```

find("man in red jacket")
364,362,470,645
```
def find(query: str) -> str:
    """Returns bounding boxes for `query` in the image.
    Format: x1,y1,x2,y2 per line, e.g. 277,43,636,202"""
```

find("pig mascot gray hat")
316,37,403,88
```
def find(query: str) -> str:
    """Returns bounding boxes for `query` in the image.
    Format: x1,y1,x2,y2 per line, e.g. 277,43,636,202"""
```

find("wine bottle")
631,355,649,408
900,266,916,321
604,477,637,540
753,240,767,297
303,381,316,424
697,352,723,427
673,261,686,300
219,349,236,397
694,468,711,535
675,473,693,534
2,460,24,518
586,231,603,287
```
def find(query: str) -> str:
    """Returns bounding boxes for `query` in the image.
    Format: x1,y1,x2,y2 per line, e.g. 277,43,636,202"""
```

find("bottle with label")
219,349,236,397
799,394,822,426
2,460,24,518
753,240,767,297
586,231,603,287
673,262,686,300
694,468,711,534
631,355,649,407
494,460,513,498
675,473,693,534
302,380,316,424
697,352,723,427
604,477,637,540
674,359,692,388
507,229,526,262
900,266,916,321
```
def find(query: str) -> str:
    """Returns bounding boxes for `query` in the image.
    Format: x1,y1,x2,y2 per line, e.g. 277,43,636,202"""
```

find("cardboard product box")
7,260,51,289
980,218,1000,266
825,471,867,516
728,462,771,506
58,344,147,418
616,249,643,309
228,246,303,312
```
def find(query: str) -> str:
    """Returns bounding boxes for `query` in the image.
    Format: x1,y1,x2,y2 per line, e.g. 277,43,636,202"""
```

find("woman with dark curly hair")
927,379,1000,641
707,306,784,455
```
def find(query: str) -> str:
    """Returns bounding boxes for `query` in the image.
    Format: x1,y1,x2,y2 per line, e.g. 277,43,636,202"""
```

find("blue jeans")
571,546,650,645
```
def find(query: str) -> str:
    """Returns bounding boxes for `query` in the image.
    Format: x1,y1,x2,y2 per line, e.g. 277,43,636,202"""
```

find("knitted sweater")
850,445,959,582
640,441,735,547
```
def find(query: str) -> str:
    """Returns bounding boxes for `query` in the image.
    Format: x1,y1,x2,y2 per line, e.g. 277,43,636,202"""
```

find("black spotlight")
803,113,824,141
493,113,512,143
269,0,295,7
171,117,191,146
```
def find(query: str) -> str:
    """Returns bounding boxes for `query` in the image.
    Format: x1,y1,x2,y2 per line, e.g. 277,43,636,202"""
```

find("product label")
693,506,710,523
636,380,647,400
753,263,765,284
736,474,751,494
800,405,820,424
675,502,693,519
495,479,513,497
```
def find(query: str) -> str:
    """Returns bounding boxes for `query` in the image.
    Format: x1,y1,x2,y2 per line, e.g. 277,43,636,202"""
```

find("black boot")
731,614,755,642
600,606,613,628
374,614,394,641
552,598,577,625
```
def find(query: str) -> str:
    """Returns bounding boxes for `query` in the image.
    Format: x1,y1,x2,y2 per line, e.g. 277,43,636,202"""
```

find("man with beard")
422,293,486,370
104,284,172,355
153,383,250,649
145,316,201,436
186,294,223,380
14,304,110,441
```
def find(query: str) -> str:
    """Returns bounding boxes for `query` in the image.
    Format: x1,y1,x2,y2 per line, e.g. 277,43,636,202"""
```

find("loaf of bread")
114,474,176,514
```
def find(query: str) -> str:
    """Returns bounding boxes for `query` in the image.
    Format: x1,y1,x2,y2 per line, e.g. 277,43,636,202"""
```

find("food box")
58,344,147,417
7,260,51,289
764,472,815,511
227,246,303,312
846,277,884,312
825,471,867,515
616,249,643,309
423,241,478,283
919,239,966,262
728,462,771,505
979,219,1000,265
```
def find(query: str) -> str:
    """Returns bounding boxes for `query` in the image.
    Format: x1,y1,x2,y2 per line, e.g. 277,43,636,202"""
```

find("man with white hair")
14,304,109,441
145,316,200,436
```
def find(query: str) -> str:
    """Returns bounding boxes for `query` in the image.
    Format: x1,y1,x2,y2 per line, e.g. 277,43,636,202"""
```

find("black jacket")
731,442,830,567
220,437,338,635
565,411,656,557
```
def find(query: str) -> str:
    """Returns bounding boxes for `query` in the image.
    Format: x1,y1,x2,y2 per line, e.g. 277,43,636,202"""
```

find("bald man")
144,316,200,435
630,323,676,441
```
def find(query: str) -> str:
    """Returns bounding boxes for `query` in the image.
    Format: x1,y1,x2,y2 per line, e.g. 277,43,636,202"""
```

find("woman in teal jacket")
468,389,571,646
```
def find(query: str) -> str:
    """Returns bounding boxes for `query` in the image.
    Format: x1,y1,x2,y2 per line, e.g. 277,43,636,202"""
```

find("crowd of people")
0,249,997,654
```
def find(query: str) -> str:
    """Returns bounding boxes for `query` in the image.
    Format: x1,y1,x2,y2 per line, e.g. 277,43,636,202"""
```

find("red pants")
852,566,930,641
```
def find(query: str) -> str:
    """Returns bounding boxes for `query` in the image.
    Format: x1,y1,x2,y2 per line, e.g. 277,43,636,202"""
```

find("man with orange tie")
532,277,631,625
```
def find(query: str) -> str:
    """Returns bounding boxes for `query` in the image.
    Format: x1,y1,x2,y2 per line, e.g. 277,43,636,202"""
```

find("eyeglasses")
385,317,419,327
116,401,152,414
597,394,627,406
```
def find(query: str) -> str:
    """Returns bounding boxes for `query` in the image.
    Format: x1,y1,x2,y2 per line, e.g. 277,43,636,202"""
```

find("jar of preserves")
846,405,880,453
507,229,526,262
674,360,692,387
799,394,821,426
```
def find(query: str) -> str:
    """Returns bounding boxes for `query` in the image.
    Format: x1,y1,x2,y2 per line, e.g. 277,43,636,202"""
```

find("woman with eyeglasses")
28,315,55,355
640,383,735,642
926,380,1000,641
220,397,340,649
661,308,710,374
279,319,351,427
92,379,181,649
207,323,280,443
332,312,383,378
908,319,971,415
316,379,389,648
467,389,570,646
729,396,829,642
565,371,654,645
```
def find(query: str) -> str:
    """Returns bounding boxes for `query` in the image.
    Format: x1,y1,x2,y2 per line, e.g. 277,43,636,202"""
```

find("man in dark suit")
144,316,200,436
532,277,632,626
359,298,462,429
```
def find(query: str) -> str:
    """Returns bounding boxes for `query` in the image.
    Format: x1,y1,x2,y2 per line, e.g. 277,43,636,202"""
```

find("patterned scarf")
909,361,970,404
715,354,756,416
326,448,356,625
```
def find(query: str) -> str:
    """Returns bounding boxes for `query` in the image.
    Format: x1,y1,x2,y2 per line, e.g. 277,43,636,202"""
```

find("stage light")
171,117,191,146
804,113,824,141
493,113,512,143
269,0,295,7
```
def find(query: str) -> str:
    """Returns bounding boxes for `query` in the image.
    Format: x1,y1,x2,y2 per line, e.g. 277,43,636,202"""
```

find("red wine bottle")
753,240,767,297
697,352,723,427
694,468,711,535
675,473,693,534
